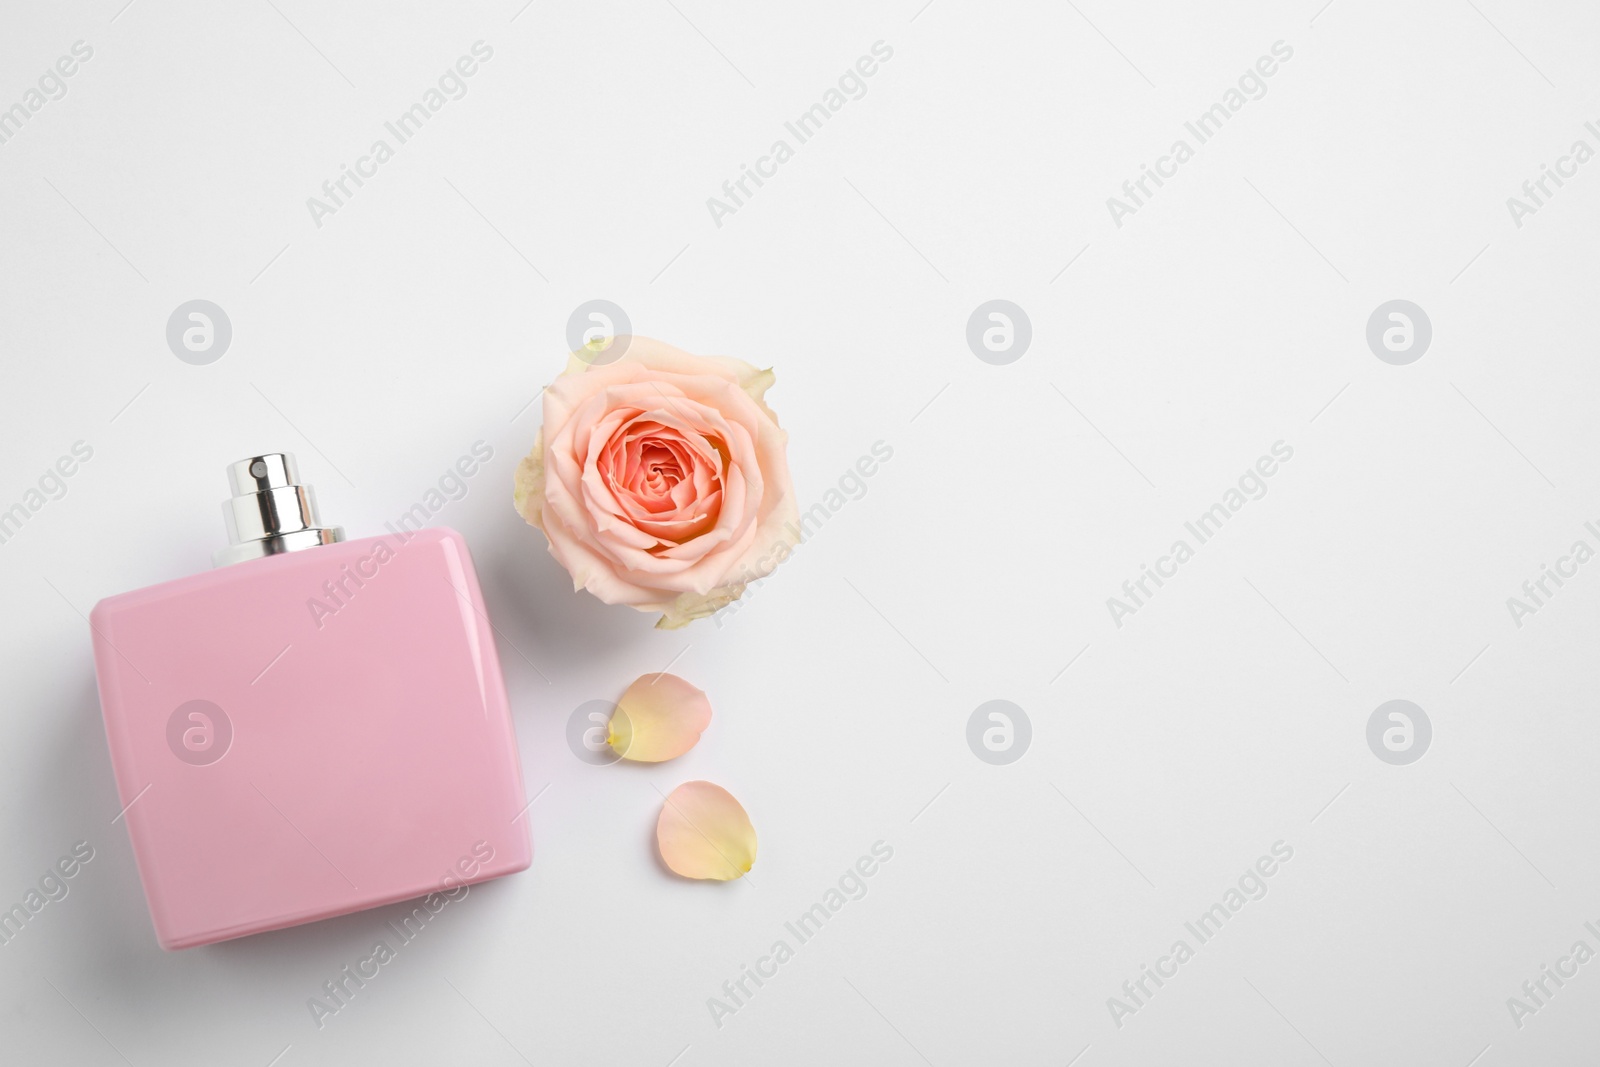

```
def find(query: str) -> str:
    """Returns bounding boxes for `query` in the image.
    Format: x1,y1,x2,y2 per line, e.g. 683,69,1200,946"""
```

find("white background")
3,0,1599,1064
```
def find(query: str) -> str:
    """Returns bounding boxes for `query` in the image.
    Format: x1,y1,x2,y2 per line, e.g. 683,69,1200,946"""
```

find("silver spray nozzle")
213,453,345,567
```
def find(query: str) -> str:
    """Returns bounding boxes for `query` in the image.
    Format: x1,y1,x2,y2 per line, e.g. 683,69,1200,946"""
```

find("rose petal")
608,673,712,762
656,781,756,880
512,428,547,531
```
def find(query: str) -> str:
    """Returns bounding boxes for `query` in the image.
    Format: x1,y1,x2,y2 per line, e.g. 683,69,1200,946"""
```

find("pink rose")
514,337,799,628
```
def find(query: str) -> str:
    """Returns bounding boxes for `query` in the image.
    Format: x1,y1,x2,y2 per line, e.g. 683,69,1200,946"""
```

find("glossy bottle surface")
90,527,530,949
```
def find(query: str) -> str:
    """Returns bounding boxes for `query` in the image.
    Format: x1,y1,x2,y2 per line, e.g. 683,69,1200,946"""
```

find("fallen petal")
656,781,756,880
609,673,712,762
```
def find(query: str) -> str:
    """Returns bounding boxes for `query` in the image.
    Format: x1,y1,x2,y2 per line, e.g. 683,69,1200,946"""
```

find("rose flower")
514,337,798,628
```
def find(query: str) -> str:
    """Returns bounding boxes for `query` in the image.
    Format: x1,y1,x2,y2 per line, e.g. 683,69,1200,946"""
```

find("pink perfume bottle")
90,454,531,949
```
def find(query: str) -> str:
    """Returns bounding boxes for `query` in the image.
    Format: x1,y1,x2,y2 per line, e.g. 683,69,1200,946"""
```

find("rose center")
640,444,683,495
594,418,727,547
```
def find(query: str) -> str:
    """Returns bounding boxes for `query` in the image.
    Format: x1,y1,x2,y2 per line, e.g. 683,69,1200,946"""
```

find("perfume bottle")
89,454,531,949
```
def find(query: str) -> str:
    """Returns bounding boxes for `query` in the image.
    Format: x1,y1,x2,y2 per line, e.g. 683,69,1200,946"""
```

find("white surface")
3,0,1599,1064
